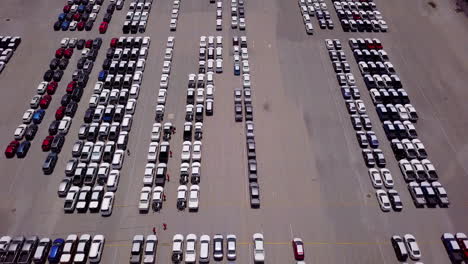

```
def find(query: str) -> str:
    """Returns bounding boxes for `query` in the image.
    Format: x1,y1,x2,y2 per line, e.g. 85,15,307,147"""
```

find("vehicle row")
391,234,421,261
229,0,247,30
333,0,388,32
42,38,102,176
326,39,404,212
0,36,21,74
199,35,224,74
0,234,104,264
98,0,124,33
169,0,181,31
139,37,175,212
5,40,77,160
408,181,449,208
60,36,150,214
441,232,468,263
54,0,104,31
123,0,152,33
347,38,449,210
298,0,333,32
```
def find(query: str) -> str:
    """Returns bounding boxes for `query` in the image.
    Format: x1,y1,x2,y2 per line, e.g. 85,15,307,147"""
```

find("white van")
101,192,115,216
106,170,120,192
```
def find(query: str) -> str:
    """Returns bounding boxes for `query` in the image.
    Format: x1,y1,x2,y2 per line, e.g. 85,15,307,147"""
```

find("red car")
39,95,52,109
55,48,65,58
5,140,20,158
55,106,66,120
292,238,305,260
42,136,54,151
73,13,81,21
64,48,73,58
110,38,118,48
456,233,468,259
63,5,71,13
99,22,108,34
46,81,58,95
85,39,93,48
66,81,76,94
77,21,85,31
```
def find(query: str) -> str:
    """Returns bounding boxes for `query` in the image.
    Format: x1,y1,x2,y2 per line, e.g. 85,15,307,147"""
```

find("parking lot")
1,0,468,262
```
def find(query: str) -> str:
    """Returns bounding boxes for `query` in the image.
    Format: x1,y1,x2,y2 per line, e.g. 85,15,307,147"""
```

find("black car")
235,103,242,122
53,21,62,31
52,70,64,82
248,159,258,182
122,21,130,34
49,120,60,135
71,87,83,102
87,49,98,60
103,13,112,23
72,69,85,81
84,107,95,123
51,134,65,153
60,94,71,108
43,153,58,174
77,57,87,69
249,182,260,208
24,124,38,140
49,58,60,70
76,39,86,50
213,235,224,261
387,190,403,211
43,70,54,82
77,74,89,89
85,3,93,13
58,58,69,70
92,37,102,49
102,58,111,70
81,12,89,21
107,3,115,13
84,20,93,31
65,101,78,117
106,47,114,59
65,12,74,22
83,61,94,74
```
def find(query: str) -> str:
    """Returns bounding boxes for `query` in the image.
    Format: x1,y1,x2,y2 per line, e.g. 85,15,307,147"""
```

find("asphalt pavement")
1,0,468,262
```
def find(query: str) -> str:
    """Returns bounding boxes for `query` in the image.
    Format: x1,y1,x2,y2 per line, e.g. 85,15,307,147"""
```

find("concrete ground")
0,0,468,262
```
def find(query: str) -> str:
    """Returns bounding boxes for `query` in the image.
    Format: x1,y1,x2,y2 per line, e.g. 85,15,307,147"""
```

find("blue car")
48,238,65,263
78,4,85,13
234,63,240,75
98,70,108,81
58,13,66,22
16,141,31,158
61,21,70,31
32,109,46,124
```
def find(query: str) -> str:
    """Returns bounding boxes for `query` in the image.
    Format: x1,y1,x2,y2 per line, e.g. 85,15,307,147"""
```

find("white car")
143,235,158,263
368,168,383,188
58,116,72,134
185,234,197,263
396,104,410,121
60,234,78,263
160,74,169,89
380,168,394,188
106,170,120,192
111,149,125,169
143,163,155,186
30,95,41,108
137,59,146,71
14,124,27,140
139,186,152,212
69,21,77,30
162,60,171,74
242,60,250,73
60,38,69,48
147,142,158,163
192,141,202,162
253,233,265,262
130,84,140,99
101,192,115,216
199,235,210,262
404,234,421,260
172,234,184,261
196,88,204,104
181,141,192,162
177,185,188,209
376,190,391,212
126,99,137,114
89,234,105,263
188,185,200,211
152,186,164,211
151,123,161,141
91,141,104,163
157,89,167,105
167,36,175,48
243,74,251,88
22,109,35,124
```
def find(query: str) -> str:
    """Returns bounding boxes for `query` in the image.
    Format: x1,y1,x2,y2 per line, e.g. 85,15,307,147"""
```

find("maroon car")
5,140,20,158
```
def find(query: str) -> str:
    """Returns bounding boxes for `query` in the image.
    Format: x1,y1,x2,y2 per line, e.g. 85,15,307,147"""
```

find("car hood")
254,252,265,260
